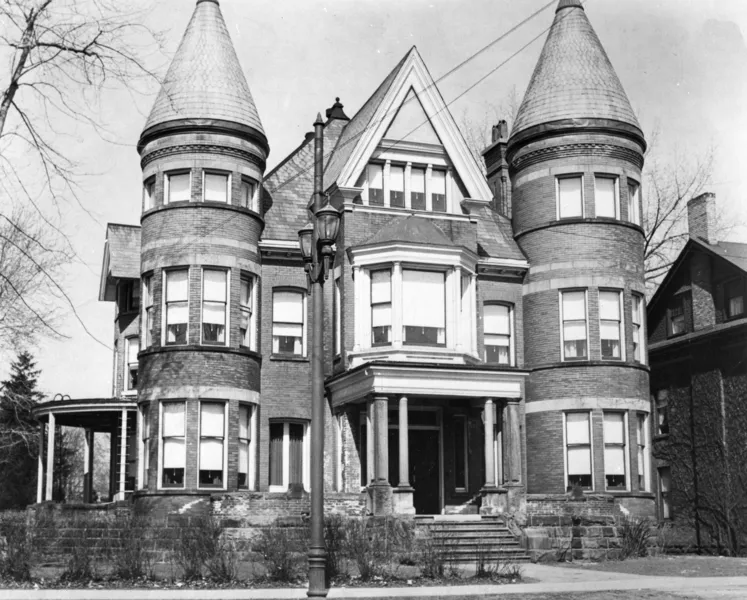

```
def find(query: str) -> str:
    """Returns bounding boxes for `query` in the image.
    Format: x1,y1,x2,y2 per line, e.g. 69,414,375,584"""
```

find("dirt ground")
560,555,747,578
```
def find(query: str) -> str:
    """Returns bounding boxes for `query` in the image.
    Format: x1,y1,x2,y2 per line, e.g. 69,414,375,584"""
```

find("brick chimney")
687,192,717,245
482,120,511,218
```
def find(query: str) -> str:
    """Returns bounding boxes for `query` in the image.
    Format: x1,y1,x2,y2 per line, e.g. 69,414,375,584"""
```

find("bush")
619,516,653,560
474,544,523,581
417,526,451,579
252,522,306,582
172,515,238,581
59,516,102,582
324,514,346,581
202,518,239,583
343,517,414,581
0,515,32,582
112,514,157,580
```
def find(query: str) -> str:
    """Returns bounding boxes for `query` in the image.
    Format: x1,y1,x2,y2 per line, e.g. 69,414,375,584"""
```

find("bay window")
269,421,307,491
604,412,627,490
561,290,587,360
203,172,229,203
390,165,405,207
165,171,190,204
557,175,583,218
240,275,255,349
164,269,188,345
484,304,512,365
411,167,426,210
238,404,252,489
632,294,645,363
595,175,618,218
403,269,445,345
627,180,641,225
599,290,623,360
431,169,446,212
368,164,384,206
161,402,185,488
125,336,139,392
371,270,392,345
202,269,227,345
143,275,154,348
272,290,305,356
199,402,225,488
565,412,592,489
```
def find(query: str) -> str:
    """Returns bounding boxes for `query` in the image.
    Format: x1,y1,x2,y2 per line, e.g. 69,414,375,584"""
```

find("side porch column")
370,395,393,515
83,428,94,503
117,409,127,501
482,399,496,489
36,421,44,503
45,412,55,501
504,400,522,484
393,395,414,514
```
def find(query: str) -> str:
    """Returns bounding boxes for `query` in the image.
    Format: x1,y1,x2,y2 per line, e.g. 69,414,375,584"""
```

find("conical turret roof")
142,0,265,144
510,0,643,146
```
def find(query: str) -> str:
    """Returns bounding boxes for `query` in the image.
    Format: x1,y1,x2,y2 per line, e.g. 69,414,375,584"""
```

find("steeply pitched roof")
473,206,527,262
510,0,641,141
99,224,141,302
361,215,455,247
322,50,412,191
142,0,264,137
262,118,347,241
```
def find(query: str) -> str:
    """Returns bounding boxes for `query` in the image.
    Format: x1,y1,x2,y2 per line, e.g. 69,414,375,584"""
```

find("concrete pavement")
2,564,747,599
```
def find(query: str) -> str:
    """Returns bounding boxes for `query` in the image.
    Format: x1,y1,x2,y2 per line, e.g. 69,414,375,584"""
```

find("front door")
410,429,440,514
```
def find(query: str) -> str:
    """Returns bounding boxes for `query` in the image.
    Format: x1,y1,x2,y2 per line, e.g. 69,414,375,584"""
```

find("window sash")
566,413,590,444
167,173,190,203
484,304,510,335
628,182,640,225
240,180,256,209
368,164,383,190
274,291,303,324
562,291,587,360
595,176,617,218
204,172,229,202
558,176,583,218
402,270,445,329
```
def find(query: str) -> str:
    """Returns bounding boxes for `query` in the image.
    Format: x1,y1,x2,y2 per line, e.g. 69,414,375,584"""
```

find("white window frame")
483,303,514,366
202,170,231,203
559,289,589,362
124,335,139,395
201,268,230,346
603,411,629,491
239,177,258,211
632,293,645,364
627,179,641,225
563,411,593,491
158,401,186,490
636,412,651,492
197,401,227,490
371,268,392,347
556,174,584,219
143,176,156,211
658,465,672,520
599,289,625,361
272,289,307,357
143,275,154,348
240,274,257,350
594,174,619,219
402,268,447,347
164,170,191,204
163,268,189,346
138,405,150,490
268,420,310,492
237,403,256,490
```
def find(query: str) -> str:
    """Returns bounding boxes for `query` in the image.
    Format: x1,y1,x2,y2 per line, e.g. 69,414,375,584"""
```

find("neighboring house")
647,192,747,537
33,0,656,519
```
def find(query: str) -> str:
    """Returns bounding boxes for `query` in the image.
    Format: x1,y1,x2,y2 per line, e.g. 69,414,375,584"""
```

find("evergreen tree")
0,351,43,508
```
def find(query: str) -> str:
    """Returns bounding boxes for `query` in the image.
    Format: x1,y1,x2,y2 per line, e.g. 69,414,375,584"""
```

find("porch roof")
326,361,527,408
32,398,137,431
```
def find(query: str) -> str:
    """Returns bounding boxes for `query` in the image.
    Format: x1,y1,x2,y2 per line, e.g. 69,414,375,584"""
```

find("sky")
4,0,746,398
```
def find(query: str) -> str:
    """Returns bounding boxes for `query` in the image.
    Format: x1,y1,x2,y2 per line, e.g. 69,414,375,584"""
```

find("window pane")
431,170,446,194
163,403,184,436
595,176,617,218
205,173,228,202
203,270,226,302
628,182,640,224
604,413,625,444
566,413,589,444
402,270,445,328
289,424,304,485
273,323,303,337
269,424,284,486
166,270,188,302
239,405,251,440
163,438,185,469
372,304,391,327
200,438,223,471
632,295,642,324
563,321,586,341
567,447,590,475
239,441,249,476
371,270,391,303
168,173,190,202
241,277,253,309
601,321,621,341
203,302,226,326
127,337,139,363
411,167,425,192
599,292,620,320
558,176,582,217
201,403,224,437
390,167,404,191
562,291,586,320
274,292,303,323
484,305,510,334
240,180,255,209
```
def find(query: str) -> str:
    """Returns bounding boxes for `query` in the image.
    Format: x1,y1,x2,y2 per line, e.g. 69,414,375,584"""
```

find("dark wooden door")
410,429,440,514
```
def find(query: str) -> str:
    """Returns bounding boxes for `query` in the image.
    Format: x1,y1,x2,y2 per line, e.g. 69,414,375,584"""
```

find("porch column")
45,412,55,501
370,395,393,515
366,400,374,484
83,428,94,503
36,422,44,503
398,396,410,487
504,400,522,484
118,409,127,500
482,399,496,489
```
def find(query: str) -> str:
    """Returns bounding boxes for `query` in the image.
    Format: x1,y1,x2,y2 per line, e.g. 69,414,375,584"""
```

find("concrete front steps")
415,515,531,563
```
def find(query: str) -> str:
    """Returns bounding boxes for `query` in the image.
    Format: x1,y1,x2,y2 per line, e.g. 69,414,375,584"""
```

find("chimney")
687,192,717,245
483,120,511,218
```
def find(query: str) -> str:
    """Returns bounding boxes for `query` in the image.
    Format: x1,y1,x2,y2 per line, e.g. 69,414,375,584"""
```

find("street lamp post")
299,113,341,598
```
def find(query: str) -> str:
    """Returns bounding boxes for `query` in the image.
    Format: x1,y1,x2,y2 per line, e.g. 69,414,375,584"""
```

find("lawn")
493,594,702,600
562,555,747,578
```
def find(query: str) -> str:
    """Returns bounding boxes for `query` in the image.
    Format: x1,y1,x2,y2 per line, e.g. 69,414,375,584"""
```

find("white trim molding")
525,397,651,415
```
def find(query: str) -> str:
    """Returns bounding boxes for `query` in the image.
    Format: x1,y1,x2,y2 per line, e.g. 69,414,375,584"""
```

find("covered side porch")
328,362,527,516
32,398,137,504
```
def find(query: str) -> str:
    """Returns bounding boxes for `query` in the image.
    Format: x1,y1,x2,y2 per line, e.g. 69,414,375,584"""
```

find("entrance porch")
327,362,527,515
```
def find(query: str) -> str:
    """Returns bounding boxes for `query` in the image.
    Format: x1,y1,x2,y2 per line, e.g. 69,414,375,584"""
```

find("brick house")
647,192,747,540
33,0,656,520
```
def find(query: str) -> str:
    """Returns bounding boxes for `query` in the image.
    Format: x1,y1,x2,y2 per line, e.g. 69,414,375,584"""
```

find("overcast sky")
11,0,746,398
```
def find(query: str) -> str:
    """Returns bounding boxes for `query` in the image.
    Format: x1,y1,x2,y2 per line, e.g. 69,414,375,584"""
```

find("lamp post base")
307,545,328,597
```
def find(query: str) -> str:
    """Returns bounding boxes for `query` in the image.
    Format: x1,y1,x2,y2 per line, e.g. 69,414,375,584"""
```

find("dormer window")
403,269,445,346
390,165,405,208
363,161,453,213
118,281,140,313
668,293,687,337
411,167,426,210
368,164,384,206
725,279,745,319
431,169,446,212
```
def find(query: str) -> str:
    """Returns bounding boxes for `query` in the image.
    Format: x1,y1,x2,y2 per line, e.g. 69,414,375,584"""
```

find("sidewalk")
3,565,747,599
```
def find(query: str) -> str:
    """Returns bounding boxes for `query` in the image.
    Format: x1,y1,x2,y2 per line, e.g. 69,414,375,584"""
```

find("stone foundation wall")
525,493,622,526
523,524,623,562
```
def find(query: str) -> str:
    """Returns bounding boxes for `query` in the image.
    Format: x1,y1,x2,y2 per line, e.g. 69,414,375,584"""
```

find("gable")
382,88,442,146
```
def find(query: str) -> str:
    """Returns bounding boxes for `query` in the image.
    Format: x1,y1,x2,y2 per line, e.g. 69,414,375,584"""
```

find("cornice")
140,142,266,171
510,141,644,174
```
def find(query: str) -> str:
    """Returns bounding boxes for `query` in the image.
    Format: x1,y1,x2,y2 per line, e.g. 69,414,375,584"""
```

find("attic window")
368,164,384,206
364,161,451,212
668,294,687,337
411,167,426,210
431,169,446,212
725,279,745,319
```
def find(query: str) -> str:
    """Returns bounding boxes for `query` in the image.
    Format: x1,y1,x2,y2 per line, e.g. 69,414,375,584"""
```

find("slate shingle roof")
143,0,264,136
695,238,747,272
511,0,641,138
362,215,456,247
473,207,527,262
262,119,347,241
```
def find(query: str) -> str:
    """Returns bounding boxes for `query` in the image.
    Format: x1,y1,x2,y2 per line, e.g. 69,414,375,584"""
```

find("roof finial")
556,0,583,12
325,97,350,121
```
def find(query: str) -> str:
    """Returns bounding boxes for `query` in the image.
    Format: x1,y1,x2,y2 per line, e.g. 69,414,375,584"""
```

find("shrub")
202,518,239,583
474,543,522,581
252,522,306,582
112,514,157,580
619,516,653,560
324,514,346,581
59,516,103,582
417,526,450,579
343,516,414,581
0,515,32,582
